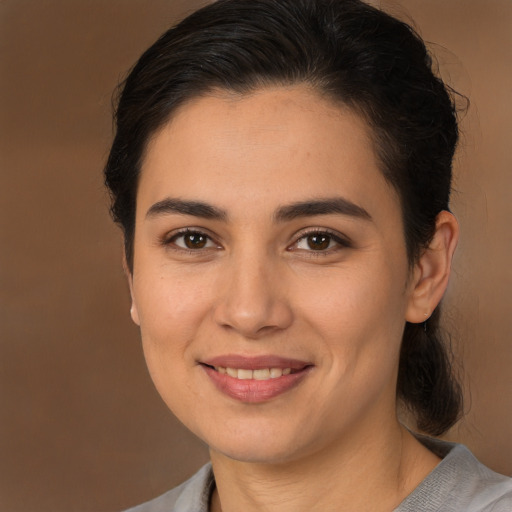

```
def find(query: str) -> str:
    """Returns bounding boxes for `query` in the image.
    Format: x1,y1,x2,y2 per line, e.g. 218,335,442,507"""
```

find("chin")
212,442,300,465
205,423,318,465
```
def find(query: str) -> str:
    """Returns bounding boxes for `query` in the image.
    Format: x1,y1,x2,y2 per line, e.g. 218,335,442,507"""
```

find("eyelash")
291,228,352,256
161,228,220,255
161,228,352,256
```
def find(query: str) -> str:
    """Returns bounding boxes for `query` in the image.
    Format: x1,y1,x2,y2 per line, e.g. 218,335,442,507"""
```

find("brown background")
0,1,510,510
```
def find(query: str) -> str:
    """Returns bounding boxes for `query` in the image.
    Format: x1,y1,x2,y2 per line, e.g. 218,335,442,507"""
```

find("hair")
104,0,463,436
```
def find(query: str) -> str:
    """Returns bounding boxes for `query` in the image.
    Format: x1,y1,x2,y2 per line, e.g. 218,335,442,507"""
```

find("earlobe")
130,304,140,326
405,211,459,323
122,252,141,326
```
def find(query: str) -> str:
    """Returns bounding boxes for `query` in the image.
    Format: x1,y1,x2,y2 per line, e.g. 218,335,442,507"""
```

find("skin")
127,86,458,511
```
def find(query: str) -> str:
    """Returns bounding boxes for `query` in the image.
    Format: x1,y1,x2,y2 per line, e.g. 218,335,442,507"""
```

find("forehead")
138,86,399,220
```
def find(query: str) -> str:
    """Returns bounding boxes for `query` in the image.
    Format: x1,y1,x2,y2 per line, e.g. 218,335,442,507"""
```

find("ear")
122,252,140,326
405,211,459,323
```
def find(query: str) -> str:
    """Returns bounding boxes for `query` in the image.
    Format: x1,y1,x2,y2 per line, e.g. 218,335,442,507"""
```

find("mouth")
204,365,297,380
199,355,313,403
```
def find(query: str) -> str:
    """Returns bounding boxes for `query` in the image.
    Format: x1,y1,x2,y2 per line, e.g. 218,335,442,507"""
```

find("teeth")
215,366,293,380
253,369,270,380
226,367,238,378
237,369,253,380
270,368,283,378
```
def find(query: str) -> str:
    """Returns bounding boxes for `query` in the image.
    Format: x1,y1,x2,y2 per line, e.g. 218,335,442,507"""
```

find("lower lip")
202,365,312,403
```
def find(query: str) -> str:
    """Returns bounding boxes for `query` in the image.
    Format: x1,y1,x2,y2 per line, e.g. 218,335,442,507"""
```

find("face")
129,86,418,464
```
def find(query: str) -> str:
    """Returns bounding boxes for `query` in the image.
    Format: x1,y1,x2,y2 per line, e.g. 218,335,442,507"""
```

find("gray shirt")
125,441,512,512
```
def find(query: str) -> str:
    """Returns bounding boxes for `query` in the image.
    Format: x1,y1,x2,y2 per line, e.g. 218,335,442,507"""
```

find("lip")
200,354,313,403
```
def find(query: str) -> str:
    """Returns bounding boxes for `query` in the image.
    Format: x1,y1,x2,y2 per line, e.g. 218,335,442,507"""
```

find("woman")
104,0,512,510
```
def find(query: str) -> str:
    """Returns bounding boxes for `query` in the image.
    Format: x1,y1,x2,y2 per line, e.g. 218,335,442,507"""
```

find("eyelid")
161,227,222,251
159,226,351,254
288,227,352,252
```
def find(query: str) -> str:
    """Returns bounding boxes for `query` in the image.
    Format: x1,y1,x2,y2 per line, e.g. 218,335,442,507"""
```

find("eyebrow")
274,197,372,222
145,198,228,221
145,196,371,223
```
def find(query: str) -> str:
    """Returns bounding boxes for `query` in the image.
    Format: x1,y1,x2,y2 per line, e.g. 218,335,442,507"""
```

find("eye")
297,233,334,251
168,230,217,250
293,230,350,253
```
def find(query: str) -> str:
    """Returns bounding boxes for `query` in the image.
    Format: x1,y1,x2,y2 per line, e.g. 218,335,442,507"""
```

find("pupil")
185,233,206,249
307,234,330,250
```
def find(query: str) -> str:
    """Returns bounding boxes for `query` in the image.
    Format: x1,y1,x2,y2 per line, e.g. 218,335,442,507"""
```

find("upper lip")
201,354,312,370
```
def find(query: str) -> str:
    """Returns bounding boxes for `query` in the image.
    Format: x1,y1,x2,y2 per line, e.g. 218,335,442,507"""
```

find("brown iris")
184,233,208,249
307,234,331,250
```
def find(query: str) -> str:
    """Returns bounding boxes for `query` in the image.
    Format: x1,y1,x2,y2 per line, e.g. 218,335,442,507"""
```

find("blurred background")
0,0,510,510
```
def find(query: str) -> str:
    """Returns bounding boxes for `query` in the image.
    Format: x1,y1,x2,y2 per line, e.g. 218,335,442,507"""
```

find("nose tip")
215,301,292,338
213,265,293,338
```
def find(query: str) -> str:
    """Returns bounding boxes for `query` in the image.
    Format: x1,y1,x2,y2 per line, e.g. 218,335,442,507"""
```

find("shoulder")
396,439,512,512
123,463,214,512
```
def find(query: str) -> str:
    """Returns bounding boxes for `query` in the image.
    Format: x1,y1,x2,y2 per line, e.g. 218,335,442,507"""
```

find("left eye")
295,233,340,251
171,231,216,250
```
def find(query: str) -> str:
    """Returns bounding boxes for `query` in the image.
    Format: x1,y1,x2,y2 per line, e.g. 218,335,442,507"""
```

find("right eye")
167,230,217,250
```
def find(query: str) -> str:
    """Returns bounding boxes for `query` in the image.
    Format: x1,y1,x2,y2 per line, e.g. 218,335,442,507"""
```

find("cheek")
135,264,212,324
298,262,405,330
294,261,407,375
133,268,216,371
134,272,216,416
298,266,406,411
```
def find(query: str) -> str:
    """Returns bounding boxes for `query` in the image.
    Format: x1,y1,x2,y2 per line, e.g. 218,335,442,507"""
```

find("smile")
213,366,293,380
200,355,313,403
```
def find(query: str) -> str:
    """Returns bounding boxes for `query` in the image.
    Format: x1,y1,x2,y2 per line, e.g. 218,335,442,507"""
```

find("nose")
213,254,293,339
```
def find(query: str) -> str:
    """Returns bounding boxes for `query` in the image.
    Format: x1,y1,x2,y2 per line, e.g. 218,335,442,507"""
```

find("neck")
209,422,440,512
